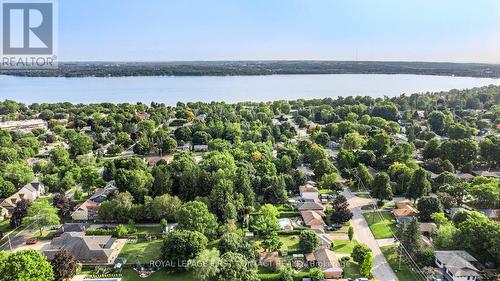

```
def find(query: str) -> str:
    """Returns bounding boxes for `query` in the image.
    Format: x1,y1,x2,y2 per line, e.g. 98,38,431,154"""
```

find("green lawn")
342,260,362,279
380,245,420,281
356,193,371,199
133,226,162,234
331,239,358,254
119,239,163,264
122,269,194,281
0,220,12,233
361,202,395,211
362,211,397,239
0,220,22,244
279,235,300,253
361,204,375,211
255,234,301,253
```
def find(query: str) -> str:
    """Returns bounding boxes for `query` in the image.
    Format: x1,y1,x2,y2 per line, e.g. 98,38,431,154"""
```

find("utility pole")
8,234,12,251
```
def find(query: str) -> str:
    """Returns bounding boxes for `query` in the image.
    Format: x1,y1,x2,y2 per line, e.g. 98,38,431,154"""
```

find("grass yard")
119,239,163,264
331,239,358,254
122,268,194,281
0,220,20,244
133,226,162,234
342,260,362,279
279,211,300,218
255,234,301,253
279,235,300,253
356,193,371,199
380,245,420,281
361,204,375,211
360,201,395,211
362,211,397,239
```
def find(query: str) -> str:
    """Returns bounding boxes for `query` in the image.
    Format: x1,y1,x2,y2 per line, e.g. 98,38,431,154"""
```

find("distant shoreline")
1,60,500,78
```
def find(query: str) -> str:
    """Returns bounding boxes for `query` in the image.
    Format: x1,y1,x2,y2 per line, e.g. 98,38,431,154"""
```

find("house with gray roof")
435,250,480,281
43,232,121,265
297,200,324,211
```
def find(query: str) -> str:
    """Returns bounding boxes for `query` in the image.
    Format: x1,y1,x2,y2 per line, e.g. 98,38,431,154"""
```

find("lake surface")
1,74,499,104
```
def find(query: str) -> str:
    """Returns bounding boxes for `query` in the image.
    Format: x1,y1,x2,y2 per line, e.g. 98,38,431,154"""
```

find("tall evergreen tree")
397,217,421,256
331,195,353,224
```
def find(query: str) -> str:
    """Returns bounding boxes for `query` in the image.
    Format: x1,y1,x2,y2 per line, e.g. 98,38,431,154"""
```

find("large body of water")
1,74,499,104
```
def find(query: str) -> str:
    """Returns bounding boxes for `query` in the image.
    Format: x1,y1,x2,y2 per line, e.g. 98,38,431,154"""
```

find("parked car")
324,224,342,231
26,239,38,245
320,194,337,200
354,278,369,281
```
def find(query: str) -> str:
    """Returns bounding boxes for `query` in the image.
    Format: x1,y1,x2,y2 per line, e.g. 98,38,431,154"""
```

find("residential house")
415,110,425,120
193,144,208,152
306,248,343,279
435,251,480,281
446,208,468,220
476,209,500,221
393,200,418,224
326,141,341,149
419,222,437,248
419,222,437,236
0,207,8,221
297,200,324,212
471,170,500,179
195,114,207,122
367,166,378,177
456,173,474,182
43,232,121,265
71,200,100,221
317,233,333,248
57,223,91,234
0,119,47,131
89,181,118,203
70,181,118,221
177,144,191,151
0,180,45,214
299,184,319,201
301,211,326,230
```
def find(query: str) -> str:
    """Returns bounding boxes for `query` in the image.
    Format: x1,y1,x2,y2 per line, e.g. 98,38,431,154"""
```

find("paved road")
0,223,37,251
343,187,399,281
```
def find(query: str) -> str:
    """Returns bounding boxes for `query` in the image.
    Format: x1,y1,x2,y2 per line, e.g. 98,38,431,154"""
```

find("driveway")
377,238,398,247
12,240,51,252
343,187,399,281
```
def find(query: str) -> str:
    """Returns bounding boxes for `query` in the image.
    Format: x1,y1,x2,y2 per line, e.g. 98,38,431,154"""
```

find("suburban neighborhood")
0,84,499,281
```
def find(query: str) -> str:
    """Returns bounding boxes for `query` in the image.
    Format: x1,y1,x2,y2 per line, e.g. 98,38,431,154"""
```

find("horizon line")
54,59,500,66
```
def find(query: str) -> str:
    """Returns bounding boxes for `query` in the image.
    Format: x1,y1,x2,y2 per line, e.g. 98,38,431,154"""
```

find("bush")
299,230,320,253
351,243,371,264
415,248,435,267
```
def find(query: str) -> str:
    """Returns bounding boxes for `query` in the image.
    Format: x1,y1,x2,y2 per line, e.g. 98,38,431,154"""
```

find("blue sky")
59,0,500,63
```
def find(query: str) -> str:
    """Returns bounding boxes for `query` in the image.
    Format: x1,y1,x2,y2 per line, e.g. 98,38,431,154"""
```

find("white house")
193,145,208,152
71,200,100,221
299,184,319,200
0,180,45,214
435,251,480,281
